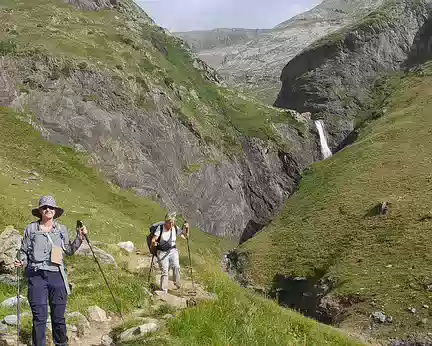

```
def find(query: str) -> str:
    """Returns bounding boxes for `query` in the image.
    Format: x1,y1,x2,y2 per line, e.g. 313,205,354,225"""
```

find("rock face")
1,54,318,240
64,0,116,11
0,227,21,275
0,0,324,241
274,0,431,149
176,1,383,103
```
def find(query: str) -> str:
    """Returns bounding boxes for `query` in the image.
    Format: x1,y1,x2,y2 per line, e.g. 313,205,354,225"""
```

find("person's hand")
14,259,24,268
79,226,88,240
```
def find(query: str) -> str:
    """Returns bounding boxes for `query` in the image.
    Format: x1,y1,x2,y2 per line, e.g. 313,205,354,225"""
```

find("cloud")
138,0,321,32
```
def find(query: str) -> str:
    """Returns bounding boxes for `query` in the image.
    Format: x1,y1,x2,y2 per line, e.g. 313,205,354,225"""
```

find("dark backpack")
146,222,180,255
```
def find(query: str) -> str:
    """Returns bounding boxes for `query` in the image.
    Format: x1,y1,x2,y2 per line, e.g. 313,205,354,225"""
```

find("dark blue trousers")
27,270,68,346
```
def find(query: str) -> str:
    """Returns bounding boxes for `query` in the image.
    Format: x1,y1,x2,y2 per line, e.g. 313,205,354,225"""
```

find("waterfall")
315,120,332,159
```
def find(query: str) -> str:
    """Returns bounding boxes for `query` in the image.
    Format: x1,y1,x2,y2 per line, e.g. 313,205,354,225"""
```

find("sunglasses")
40,205,55,211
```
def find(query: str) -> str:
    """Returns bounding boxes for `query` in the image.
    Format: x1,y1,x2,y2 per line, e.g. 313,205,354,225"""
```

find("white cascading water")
314,120,332,159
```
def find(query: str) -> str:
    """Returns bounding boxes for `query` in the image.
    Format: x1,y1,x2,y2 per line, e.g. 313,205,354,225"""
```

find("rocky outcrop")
64,0,154,26
64,0,117,11
274,0,431,149
175,1,383,104
0,227,21,275
1,50,318,240
276,0,385,29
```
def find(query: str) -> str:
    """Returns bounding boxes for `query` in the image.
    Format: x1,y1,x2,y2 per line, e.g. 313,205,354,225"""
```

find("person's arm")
179,222,189,240
62,225,87,256
15,227,30,268
151,228,161,248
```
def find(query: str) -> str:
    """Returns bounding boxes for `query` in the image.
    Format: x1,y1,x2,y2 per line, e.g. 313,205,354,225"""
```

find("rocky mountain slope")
226,0,432,343
0,0,324,241
276,0,385,28
176,0,384,103
0,106,362,346
274,0,431,150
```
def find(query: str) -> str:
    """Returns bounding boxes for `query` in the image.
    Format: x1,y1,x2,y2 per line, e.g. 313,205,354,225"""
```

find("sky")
137,0,322,32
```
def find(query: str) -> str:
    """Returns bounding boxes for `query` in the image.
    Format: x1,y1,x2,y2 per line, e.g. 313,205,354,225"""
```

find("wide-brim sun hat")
32,195,64,219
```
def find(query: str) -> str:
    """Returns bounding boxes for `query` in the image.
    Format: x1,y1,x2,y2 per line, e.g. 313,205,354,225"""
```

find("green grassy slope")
240,62,432,341
0,0,365,343
0,107,364,345
0,0,302,156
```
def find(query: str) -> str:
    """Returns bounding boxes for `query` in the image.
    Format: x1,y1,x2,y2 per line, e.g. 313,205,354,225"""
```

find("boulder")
66,311,91,336
101,334,114,346
3,315,17,326
118,241,135,253
371,311,387,324
118,319,159,342
154,291,187,309
74,243,117,266
87,306,109,322
1,296,28,308
0,226,21,275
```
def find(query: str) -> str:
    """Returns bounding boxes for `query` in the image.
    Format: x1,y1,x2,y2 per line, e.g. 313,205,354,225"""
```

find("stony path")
0,238,216,346
69,252,215,345
69,318,121,346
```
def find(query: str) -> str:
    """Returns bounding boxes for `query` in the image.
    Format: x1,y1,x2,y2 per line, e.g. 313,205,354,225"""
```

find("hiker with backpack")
14,195,88,346
150,212,189,292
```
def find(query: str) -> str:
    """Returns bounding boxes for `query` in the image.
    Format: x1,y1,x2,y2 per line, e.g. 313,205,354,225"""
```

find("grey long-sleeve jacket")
18,221,83,272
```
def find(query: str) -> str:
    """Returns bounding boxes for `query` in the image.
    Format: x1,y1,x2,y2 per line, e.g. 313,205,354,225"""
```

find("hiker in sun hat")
151,211,189,292
14,195,88,346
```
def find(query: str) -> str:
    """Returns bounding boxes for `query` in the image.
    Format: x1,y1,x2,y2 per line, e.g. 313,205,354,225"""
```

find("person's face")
165,219,175,229
40,205,55,221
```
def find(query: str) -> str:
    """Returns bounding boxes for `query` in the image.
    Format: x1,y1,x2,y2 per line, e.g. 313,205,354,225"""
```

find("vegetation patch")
240,61,432,341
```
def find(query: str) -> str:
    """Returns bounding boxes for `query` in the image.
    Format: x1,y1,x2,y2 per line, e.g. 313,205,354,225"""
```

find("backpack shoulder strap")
28,221,39,236
157,224,164,242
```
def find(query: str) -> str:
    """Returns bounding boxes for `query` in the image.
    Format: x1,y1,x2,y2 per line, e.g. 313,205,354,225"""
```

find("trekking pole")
77,221,124,322
184,222,195,290
147,254,155,283
16,266,20,346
